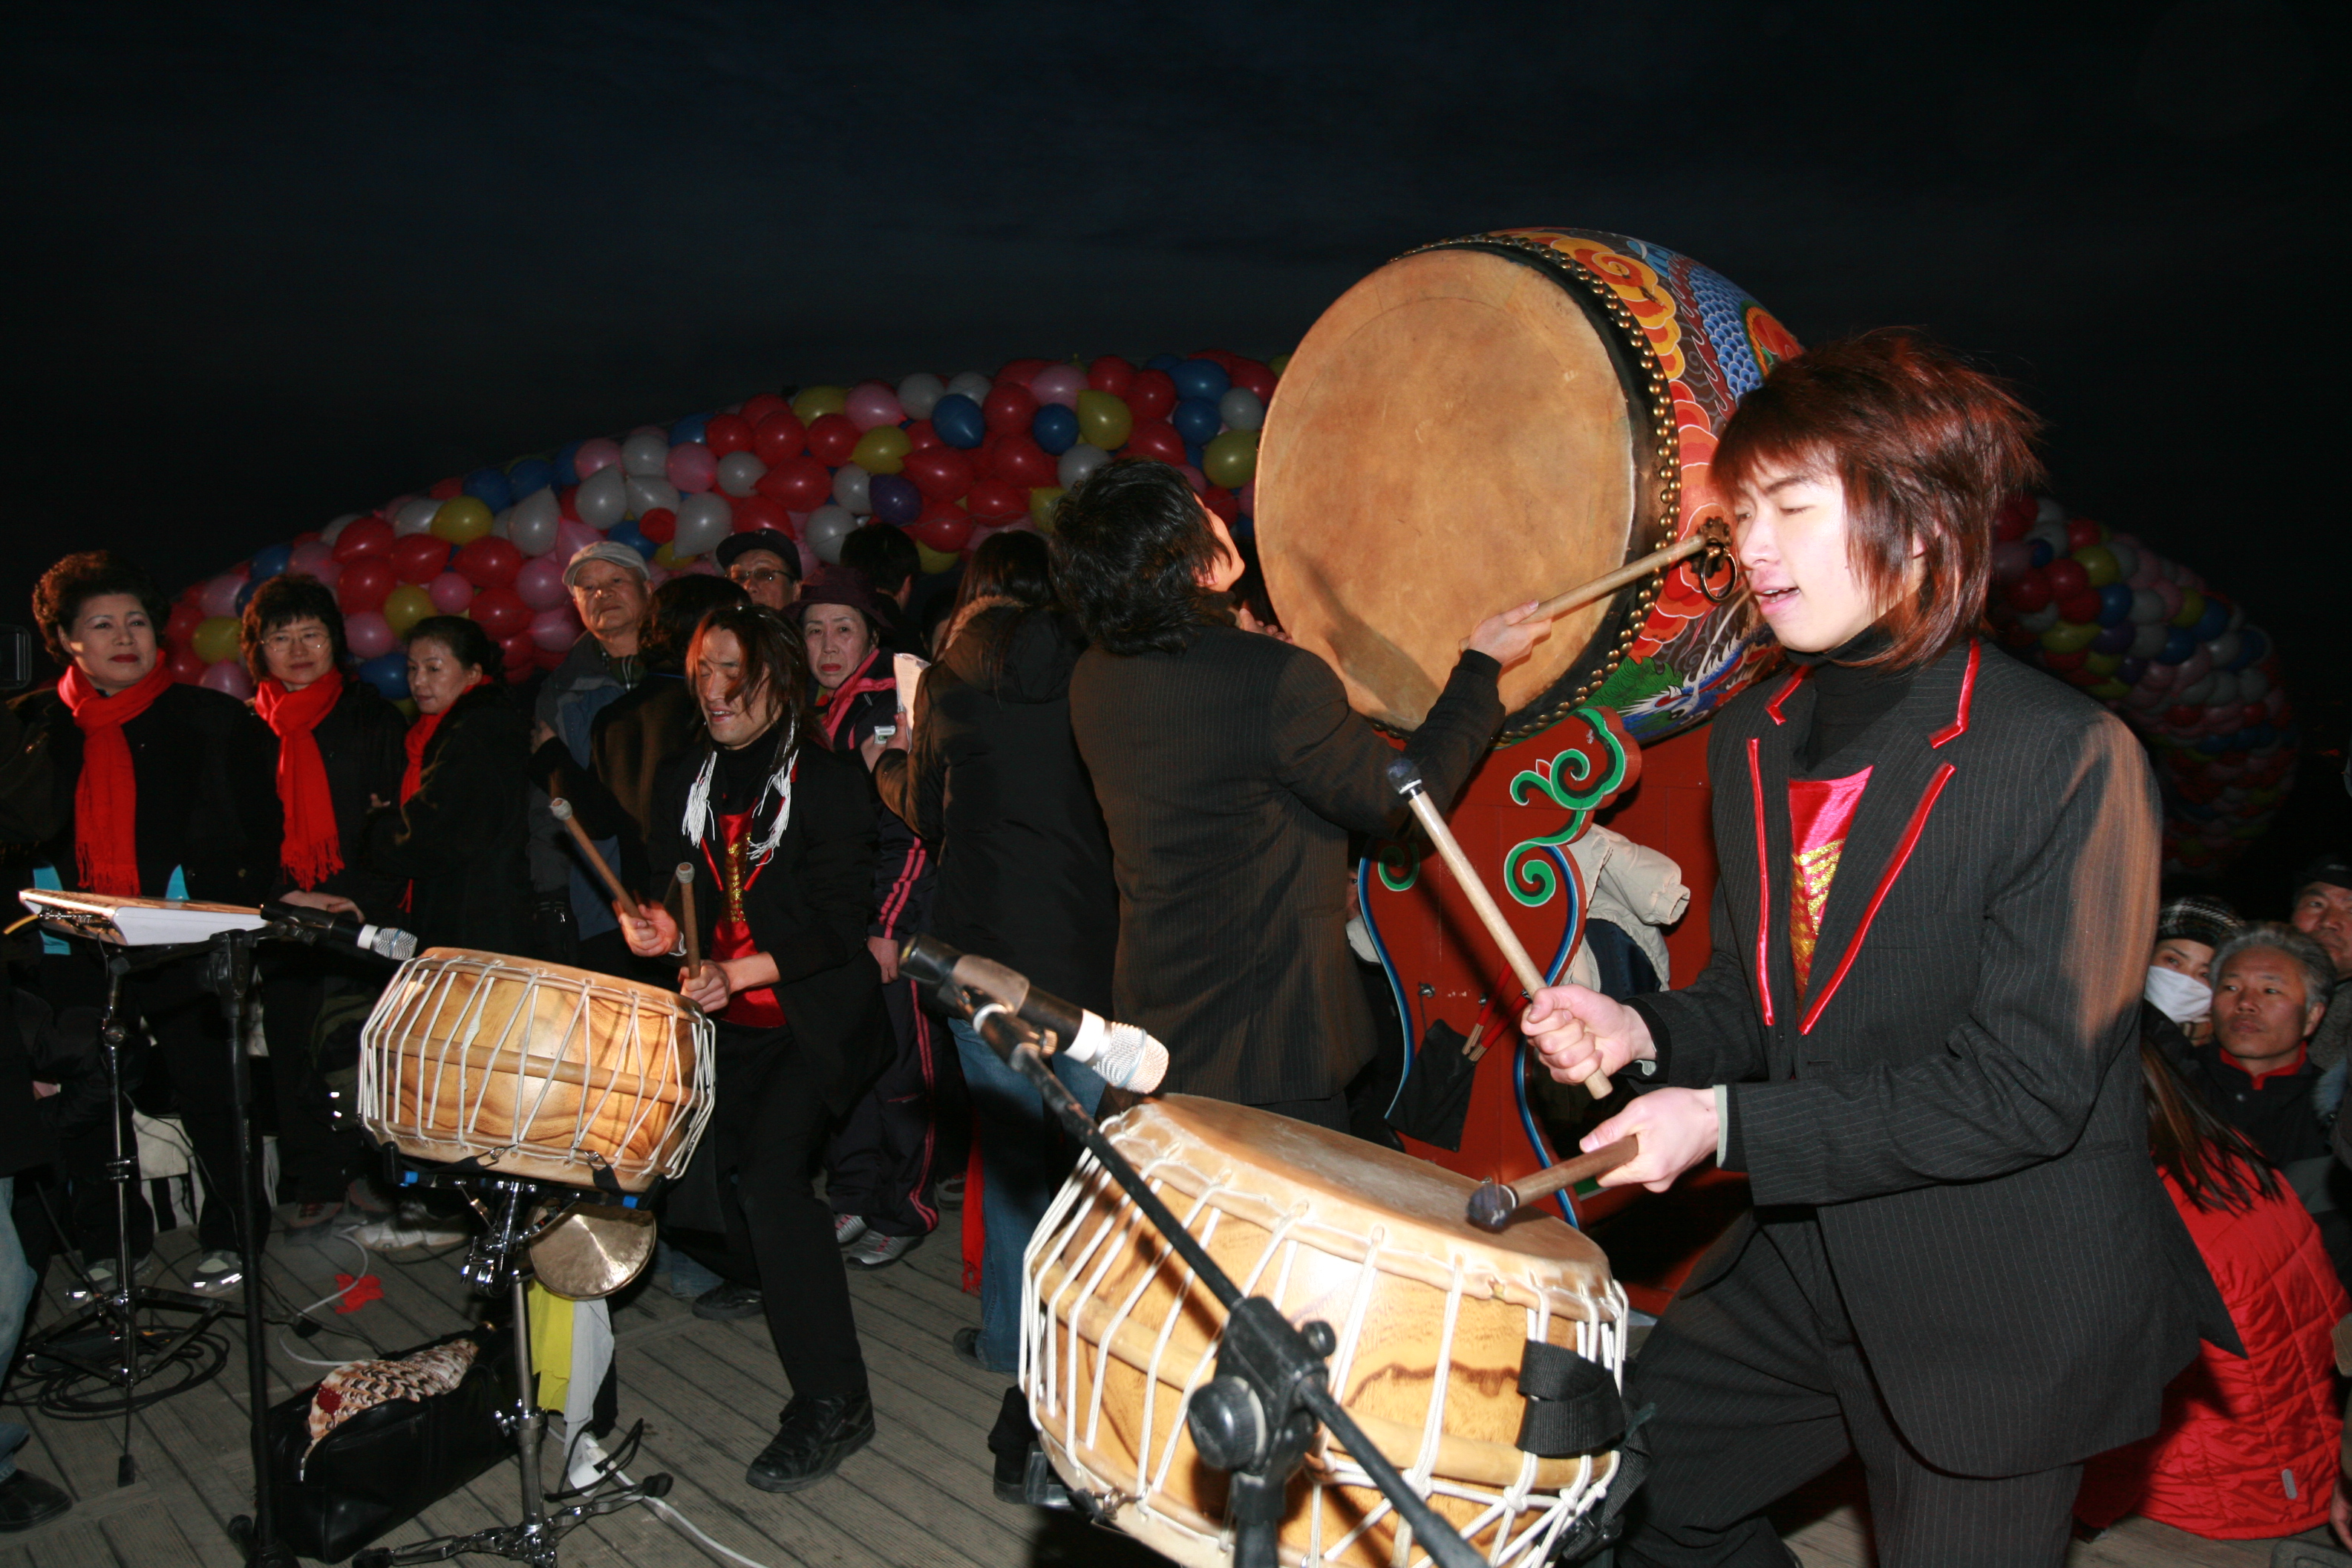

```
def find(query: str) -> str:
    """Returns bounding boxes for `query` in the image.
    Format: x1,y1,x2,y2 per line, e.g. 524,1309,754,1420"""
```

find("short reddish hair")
1716,330,2045,670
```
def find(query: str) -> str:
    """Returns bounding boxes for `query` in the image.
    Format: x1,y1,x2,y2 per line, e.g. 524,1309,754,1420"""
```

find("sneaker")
832,1212,869,1249
952,1326,987,1371
287,1200,344,1240
344,1177,395,1217
692,1283,765,1322
66,1252,149,1303
353,1203,469,1252
0,1470,72,1532
190,1251,245,1293
745,1391,875,1493
846,1229,921,1270
938,1173,966,1209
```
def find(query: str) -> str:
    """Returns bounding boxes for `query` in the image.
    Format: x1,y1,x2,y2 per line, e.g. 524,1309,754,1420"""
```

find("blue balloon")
606,521,652,560
670,413,710,446
2190,601,2230,642
1184,442,1205,471
358,652,410,701
1146,353,1183,372
554,441,584,489
463,467,512,512
2095,582,2132,627
2157,627,2197,664
1230,514,1255,541
2230,627,2266,670
2091,621,2134,655
506,457,555,498
234,579,261,613
1032,404,1079,455
2117,656,2146,686
1169,359,1231,402
249,543,293,581
870,474,923,526
1172,397,1222,446
932,394,987,449
2028,539,2052,568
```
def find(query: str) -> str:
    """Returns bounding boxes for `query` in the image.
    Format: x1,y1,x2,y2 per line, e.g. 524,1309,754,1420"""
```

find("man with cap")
2293,854,2352,1080
532,540,651,972
716,530,801,614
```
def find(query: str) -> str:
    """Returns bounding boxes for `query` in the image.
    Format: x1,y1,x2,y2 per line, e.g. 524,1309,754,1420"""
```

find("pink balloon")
1989,540,2032,583
309,560,344,590
290,541,334,576
667,442,717,494
1029,365,1085,408
427,571,474,613
199,572,247,619
2151,579,2182,618
555,519,602,560
513,555,568,610
2175,648,2212,687
1177,464,1208,495
200,659,255,699
530,605,583,653
345,611,396,660
843,381,905,431
575,437,624,477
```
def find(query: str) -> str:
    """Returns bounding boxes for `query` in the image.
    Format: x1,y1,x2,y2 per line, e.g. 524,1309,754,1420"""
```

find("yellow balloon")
1075,389,1132,451
915,543,961,575
1028,486,1066,531
792,385,848,423
383,584,436,636
190,615,241,664
1203,429,1258,490
2082,650,2122,676
653,543,695,568
431,495,494,543
852,425,911,475
1268,352,1290,378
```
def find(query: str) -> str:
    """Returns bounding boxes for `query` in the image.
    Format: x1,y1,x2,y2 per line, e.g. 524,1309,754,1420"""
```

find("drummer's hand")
1523,984,1652,1088
681,960,731,1013
615,899,679,958
1581,1088,1717,1194
1463,601,1552,668
867,934,900,984
278,889,362,918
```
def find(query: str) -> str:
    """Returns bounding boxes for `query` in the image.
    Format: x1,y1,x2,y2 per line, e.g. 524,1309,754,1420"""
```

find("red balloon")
557,485,582,522
758,456,834,512
454,536,521,589
2065,517,2105,551
966,479,1026,520
1126,369,1176,420
2056,590,2103,624
1201,485,1238,524
390,534,451,584
1230,361,1277,401
637,507,677,543
165,602,205,644
1088,355,1135,395
904,419,940,451
753,411,807,466
425,475,463,501
984,382,1038,434
166,641,207,684
996,358,1051,388
732,494,788,535
806,413,861,467
903,446,976,501
337,558,395,613
333,517,394,561
2008,569,2051,612
2042,558,2089,599
911,502,973,553
705,413,754,457
1993,494,2035,540
990,434,1057,489
1124,419,1186,465
2166,705,2202,728
498,631,536,683
471,587,529,639
740,393,790,428
2042,649,2086,673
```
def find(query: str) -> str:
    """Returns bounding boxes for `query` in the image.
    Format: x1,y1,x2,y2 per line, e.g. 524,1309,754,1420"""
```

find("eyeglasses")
729,568,791,587
264,630,331,652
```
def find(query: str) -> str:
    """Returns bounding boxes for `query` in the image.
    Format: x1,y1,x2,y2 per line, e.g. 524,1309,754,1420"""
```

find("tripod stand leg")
509,1273,548,1532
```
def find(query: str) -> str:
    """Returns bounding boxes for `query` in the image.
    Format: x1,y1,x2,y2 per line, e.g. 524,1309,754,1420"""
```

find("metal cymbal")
526,1202,656,1300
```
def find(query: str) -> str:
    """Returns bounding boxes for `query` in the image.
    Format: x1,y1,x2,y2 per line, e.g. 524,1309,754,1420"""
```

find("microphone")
900,935,1169,1093
261,901,420,962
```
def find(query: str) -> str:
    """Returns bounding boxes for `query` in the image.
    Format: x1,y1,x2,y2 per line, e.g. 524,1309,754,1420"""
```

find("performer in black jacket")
10,552,281,1292
1524,334,2232,1567
1055,459,1549,1128
615,601,889,1494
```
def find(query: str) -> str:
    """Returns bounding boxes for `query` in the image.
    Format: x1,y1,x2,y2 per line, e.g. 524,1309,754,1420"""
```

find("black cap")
2157,895,2240,951
714,529,801,579
2294,854,2352,898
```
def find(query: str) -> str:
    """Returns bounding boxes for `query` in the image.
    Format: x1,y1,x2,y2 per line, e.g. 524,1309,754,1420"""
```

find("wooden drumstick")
1530,518,1732,623
675,862,701,976
1385,757,1613,1100
549,797,633,911
1465,1137,1639,1231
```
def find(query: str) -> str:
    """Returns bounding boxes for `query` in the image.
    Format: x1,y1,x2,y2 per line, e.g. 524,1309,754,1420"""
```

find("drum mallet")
674,861,702,975
1464,1136,1639,1232
549,797,634,912
1531,516,1735,622
1385,757,1612,1100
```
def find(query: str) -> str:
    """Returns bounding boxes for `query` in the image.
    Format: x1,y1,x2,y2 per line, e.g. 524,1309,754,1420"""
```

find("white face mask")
2145,964,2211,1025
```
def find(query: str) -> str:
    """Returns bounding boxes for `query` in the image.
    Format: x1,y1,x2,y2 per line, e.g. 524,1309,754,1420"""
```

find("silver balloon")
2177,674,2216,707
321,512,360,545
675,493,734,558
2105,540,2139,582
946,371,993,405
896,372,945,420
509,489,561,555
621,429,670,477
717,450,767,497
2034,497,2067,525
2129,588,2166,625
805,505,857,564
2239,666,2270,702
832,463,872,514
393,497,442,536
2129,621,2168,659
625,474,681,518
2204,630,2241,669
1217,387,1266,431
489,506,512,540
576,467,628,530
1058,442,1110,490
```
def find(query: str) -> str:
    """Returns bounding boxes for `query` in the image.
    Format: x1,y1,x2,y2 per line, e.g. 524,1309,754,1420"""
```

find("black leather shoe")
691,1283,765,1322
0,1470,72,1532
745,1392,875,1493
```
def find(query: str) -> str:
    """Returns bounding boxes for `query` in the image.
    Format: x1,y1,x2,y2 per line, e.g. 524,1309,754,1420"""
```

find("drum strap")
1513,1339,1624,1457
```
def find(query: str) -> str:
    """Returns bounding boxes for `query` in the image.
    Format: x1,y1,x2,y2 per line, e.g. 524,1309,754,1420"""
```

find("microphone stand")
944,994,1486,1568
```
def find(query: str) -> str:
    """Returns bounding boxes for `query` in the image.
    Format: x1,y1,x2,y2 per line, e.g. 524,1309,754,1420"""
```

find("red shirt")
705,808,787,1029
1786,767,1871,994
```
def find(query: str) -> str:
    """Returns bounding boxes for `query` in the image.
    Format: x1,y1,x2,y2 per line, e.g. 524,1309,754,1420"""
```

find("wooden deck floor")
0,1210,2322,1568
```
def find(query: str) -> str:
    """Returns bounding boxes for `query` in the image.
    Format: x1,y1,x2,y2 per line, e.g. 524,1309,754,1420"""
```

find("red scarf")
399,679,483,803
254,668,346,889
816,647,891,748
58,659,175,896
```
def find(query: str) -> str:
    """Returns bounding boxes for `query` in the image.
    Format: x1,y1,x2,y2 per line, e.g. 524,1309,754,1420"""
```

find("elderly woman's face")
65,592,159,695
407,638,483,716
802,606,874,692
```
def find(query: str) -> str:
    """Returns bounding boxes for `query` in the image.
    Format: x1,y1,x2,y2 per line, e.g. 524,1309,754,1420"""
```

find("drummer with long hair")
614,602,888,1494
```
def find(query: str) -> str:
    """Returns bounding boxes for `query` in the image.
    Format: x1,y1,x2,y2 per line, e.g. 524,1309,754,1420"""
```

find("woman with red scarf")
364,617,532,956
239,574,406,1237
10,552,280,1294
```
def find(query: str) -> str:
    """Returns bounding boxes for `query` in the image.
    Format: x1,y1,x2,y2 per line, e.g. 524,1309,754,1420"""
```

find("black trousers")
711,1023,869,1402
824,978,958,1238
256,950,368,1204
1622,1215,2081,1568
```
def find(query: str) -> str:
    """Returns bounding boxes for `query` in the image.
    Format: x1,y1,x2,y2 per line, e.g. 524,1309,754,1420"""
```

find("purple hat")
792,563,883,627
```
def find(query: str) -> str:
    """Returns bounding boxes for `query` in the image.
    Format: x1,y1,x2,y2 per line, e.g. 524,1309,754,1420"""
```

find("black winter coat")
531,670,703,895
366,683,534,956
260,676,409,915
873,607,1115,1013
814,648,932,944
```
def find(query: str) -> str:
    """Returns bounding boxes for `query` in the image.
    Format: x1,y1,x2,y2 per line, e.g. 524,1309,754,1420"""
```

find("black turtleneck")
712,723,787,812
1790,626,1915,775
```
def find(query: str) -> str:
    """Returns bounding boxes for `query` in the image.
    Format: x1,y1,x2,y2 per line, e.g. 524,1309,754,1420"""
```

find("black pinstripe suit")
1623,638,2233,1567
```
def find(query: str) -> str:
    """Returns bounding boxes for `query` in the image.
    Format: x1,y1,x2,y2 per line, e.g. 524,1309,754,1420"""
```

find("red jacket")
2077,1166,2348,1538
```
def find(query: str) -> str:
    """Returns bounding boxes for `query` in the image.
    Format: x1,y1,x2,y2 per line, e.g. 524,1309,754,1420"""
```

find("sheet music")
19,889,266,947
893,653,929,740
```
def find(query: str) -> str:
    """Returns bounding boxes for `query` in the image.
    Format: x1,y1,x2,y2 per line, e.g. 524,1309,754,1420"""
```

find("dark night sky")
5,5,2343,774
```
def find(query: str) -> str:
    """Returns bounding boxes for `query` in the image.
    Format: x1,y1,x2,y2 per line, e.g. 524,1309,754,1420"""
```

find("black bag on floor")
264,1327,517,1563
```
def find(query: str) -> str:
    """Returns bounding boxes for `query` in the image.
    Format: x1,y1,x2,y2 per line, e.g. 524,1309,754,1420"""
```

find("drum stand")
351,1175,673,1568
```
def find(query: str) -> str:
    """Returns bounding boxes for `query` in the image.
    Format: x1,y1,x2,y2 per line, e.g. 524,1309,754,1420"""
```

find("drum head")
1256,241,1668,734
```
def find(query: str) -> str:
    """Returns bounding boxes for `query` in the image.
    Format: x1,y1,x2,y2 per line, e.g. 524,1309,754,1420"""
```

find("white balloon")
897,372,945,419
2017,604,2061,635
2203,670,2241,708
2104,540,2138,581
2034,496,2067,525
625,474,680,517
490,506,513,540
805,506,857,565
2239,666,2270,702
2178,675,2216,706
717,451,768,497
2204,631,2241,669
321,513,360,544
509,489,561,556
621,430,670,477
2025,518,2068,556
675,493,734,558
946,371,993,404
1058,442,1110,490
1217,388,1266,431
2129,621,2169,659
832,463,872,514
576,468,628,530
394,497,442,536
2129,588,2166,624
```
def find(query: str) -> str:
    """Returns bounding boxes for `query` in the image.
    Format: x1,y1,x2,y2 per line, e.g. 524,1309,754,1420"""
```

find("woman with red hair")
1523,333,2233,1567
